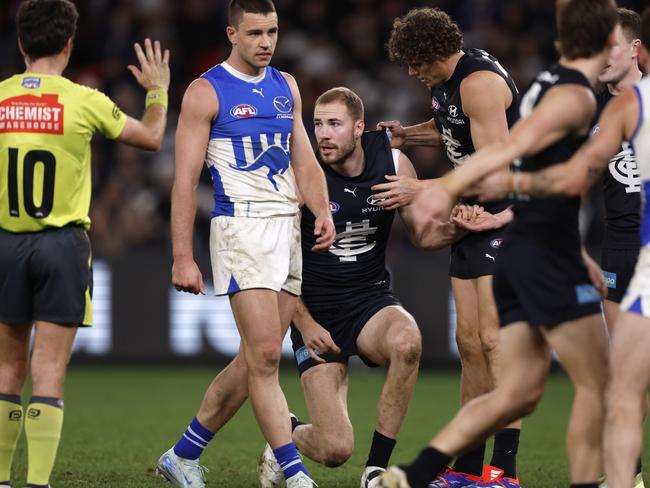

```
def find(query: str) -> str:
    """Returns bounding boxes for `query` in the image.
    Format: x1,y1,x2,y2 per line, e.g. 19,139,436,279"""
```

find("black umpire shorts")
0,225,93,327
290,291,400,376
601,247,640,303
493,240,602,328
449,228,505,279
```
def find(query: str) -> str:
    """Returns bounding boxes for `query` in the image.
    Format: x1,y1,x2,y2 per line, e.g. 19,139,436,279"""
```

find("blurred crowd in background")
1,0,647,258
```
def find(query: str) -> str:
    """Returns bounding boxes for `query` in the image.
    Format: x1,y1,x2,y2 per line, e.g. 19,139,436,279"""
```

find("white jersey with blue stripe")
202,62,299,217
620,77,650,316
632,77,650,247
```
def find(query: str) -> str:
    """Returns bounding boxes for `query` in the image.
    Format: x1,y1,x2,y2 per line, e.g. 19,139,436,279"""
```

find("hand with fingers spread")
371,175,423,210
128,38,171,91
312,213,336,252
376,120,406,148
301,321,341,363
172,257,205,295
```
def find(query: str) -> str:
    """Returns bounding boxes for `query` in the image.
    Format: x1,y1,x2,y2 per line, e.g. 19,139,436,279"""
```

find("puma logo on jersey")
252,88,264,97
485,253,496,262
344,187,357,197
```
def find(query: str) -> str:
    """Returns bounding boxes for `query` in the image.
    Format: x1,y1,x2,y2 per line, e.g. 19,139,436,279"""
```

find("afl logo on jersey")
490,238,503,249
330,201,340,214
230,104,257,118
431,96,441,111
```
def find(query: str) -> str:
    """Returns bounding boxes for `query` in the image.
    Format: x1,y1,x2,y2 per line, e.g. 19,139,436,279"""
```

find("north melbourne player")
378,1,617,487
156,1,334,488
0,1,170,487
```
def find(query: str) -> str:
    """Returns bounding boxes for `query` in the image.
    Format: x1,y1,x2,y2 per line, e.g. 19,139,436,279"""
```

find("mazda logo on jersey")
329,201,340,213
273,96,292,113
490,238,503,249
230,104,257,118
448,105,459,117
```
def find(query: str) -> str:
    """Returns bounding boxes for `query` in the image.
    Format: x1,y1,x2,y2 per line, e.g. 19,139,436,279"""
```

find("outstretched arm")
412,83,597,221
396,153,468,249
118,39,171,151
474,89,640,201
282,72,335,252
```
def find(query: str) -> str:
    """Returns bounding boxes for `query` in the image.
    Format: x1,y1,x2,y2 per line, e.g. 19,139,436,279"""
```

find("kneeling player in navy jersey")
257,87,494,488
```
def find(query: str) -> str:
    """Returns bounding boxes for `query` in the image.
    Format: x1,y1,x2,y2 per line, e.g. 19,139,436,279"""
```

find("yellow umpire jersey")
0,73,127,232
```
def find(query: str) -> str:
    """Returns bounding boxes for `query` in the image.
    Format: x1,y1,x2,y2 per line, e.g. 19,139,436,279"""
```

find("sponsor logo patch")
448,105,459,117
273,96,292,113
575,284,601,305
295,345,318,365
366,195,383,206
329,201,340,213
230,104,257,118
490,238,503,249
22,77,41,89
603,271,617,289
0,94,64,134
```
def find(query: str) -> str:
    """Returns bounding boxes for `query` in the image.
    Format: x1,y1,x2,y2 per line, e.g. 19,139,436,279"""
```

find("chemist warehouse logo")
0,94,64,134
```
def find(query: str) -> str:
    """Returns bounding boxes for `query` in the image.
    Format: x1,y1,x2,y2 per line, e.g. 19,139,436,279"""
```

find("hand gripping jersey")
201,63,299,218
0,73,127,232
594,89,641,250
300,131,398,309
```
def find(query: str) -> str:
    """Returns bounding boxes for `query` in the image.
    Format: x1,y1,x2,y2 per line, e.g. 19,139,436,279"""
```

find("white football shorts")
621,244,650,317
209,214,302,296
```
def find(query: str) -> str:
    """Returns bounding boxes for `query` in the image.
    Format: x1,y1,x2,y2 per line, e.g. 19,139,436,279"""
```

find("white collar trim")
221,62,267,83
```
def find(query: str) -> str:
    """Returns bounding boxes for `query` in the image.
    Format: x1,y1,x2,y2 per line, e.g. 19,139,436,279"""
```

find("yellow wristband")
145,89,168,109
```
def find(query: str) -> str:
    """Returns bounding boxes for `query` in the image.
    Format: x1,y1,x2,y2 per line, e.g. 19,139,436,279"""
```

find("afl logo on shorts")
330,201,340,214
490,238,503,249
230,104,257,118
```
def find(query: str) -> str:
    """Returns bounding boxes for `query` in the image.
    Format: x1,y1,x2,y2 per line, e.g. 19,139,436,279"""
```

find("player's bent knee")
321,441,354,468
391,328,422,367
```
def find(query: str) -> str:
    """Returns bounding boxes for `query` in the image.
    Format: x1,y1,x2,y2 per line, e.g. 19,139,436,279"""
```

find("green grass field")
8,366,650,487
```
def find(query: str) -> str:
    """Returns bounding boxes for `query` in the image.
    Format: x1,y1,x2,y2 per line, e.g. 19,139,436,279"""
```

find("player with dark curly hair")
375,8,521,488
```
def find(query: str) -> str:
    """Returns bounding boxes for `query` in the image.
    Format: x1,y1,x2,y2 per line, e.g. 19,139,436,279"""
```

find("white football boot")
286,471,317,488
257,443,285,488
362,466,387,487
156,448,207,488
377,466,412,488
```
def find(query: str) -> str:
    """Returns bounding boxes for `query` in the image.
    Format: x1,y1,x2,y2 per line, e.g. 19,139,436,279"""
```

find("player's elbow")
141,135,163,151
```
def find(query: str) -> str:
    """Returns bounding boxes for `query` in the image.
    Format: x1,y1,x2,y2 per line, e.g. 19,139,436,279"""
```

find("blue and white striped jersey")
201,62,299,217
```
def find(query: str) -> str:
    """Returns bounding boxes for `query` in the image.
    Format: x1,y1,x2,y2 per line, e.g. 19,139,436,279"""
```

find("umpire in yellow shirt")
0,1,170,487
